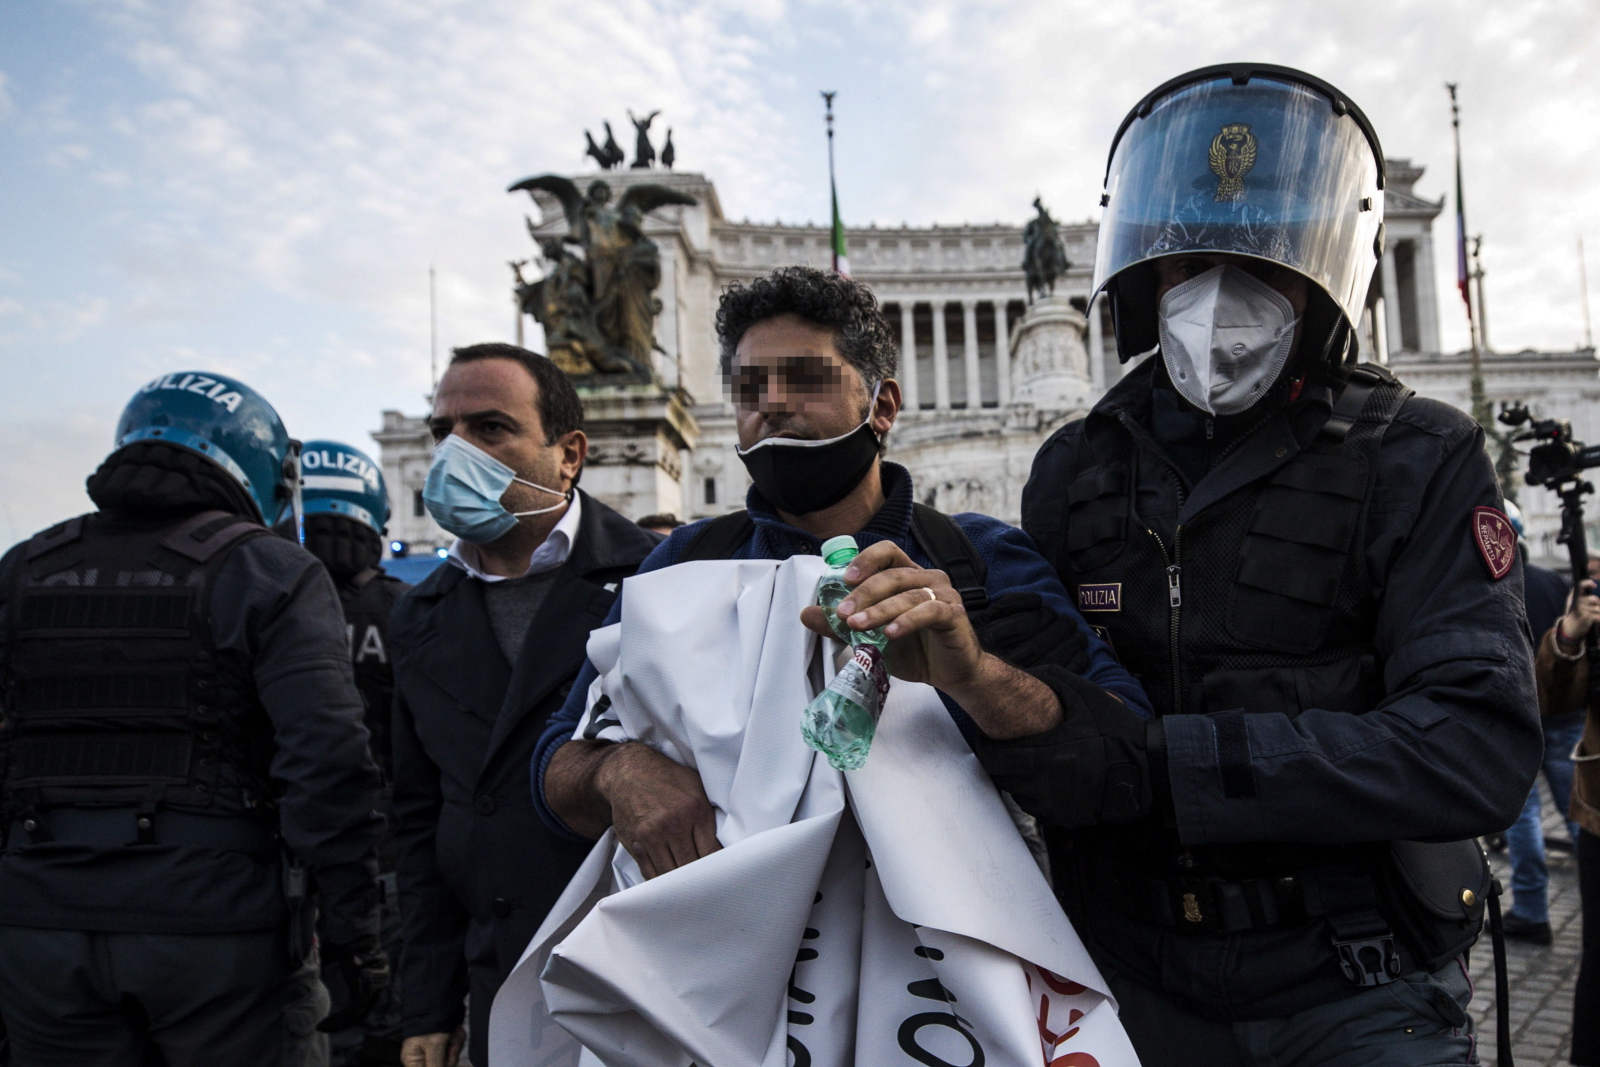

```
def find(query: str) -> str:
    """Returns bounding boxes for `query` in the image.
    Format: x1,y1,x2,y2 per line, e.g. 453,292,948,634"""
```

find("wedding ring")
920,587,938,604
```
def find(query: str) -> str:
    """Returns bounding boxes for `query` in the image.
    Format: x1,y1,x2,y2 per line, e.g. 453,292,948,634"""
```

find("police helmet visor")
1094,70,1383,332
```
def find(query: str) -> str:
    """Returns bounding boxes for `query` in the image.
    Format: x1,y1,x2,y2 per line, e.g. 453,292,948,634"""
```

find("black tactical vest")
339,568,405,784
2,510,277,823
1054,366,1413,744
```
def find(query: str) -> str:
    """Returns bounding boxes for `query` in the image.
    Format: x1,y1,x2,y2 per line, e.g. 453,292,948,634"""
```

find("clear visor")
1093,76,1382,330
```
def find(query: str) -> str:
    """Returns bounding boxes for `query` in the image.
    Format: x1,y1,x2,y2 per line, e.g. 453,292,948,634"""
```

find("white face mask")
1158,264,1301,417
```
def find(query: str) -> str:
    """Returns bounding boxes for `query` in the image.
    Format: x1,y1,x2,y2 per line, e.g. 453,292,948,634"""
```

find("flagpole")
1472,234,1490,354
1447,83,1487,426
1581,235,1594,352
429,264,438,394
822,91,848,276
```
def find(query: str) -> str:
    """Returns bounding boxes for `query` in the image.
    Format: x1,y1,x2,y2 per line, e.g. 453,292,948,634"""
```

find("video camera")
1497,403,1600,490
1499,403,1600,689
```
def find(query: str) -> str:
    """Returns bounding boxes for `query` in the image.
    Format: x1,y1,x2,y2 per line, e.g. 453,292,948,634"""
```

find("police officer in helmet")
287,440,410,1066
0,373,387,1065
988,65,1541,1063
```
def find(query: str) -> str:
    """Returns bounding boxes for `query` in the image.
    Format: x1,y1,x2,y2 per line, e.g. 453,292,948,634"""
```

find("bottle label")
831,645,890,711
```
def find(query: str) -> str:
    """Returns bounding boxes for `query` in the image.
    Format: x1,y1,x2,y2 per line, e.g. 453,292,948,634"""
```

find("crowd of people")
0,61,1594,1067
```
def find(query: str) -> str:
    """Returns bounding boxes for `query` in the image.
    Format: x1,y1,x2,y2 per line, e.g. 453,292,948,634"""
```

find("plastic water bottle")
802,536,891,770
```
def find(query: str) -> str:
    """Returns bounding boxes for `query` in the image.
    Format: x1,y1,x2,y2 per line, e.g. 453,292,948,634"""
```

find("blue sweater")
531,462,1152,838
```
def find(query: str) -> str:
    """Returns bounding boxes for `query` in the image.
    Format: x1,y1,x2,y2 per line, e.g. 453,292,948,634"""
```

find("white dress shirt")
446,492,583,583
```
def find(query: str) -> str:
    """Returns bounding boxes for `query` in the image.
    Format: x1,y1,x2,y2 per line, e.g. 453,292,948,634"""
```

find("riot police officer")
289,440,410,1066
983,65,1541,1064
0,373,387,1066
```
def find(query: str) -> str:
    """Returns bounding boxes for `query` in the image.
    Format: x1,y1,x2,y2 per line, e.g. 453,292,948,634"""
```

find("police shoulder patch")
1472,506,1516,580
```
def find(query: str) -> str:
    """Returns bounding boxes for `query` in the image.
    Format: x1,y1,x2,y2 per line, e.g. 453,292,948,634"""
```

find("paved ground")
1470,779,1584,1066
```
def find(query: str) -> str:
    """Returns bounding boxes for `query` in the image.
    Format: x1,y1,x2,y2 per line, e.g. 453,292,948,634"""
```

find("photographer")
1533,577,1600,1063
1499,504,1583,945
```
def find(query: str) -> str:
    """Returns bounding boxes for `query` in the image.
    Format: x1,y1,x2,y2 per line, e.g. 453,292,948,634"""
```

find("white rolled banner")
490,557,1140,1067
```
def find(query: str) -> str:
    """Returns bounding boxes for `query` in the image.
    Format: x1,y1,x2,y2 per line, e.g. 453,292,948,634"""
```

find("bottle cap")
820,535,859,564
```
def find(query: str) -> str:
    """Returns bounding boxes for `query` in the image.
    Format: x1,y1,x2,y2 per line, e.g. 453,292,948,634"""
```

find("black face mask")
736,416,881,516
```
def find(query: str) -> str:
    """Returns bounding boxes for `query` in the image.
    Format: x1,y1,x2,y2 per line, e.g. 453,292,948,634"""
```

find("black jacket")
389,492,657,1046
0,511,382,942
1020,361,1540,1018
1024,361,1539,848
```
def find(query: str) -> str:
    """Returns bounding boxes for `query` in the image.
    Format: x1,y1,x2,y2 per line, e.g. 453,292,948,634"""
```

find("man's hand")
401,1028,465,1067
596,742,722,878
800,540,982,689
1560,579,1600,645
545,738,722,878
798,540,1061,738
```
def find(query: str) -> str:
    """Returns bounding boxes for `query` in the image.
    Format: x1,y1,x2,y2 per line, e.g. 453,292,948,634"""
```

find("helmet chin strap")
284,440,305,545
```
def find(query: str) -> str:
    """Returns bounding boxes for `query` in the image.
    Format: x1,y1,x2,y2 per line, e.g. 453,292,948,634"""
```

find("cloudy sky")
2,0,1597,536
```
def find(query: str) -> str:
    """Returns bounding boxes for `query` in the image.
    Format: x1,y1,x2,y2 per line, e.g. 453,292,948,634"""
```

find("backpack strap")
24,517,86,562
909,503,990,611
159,510,264,563
679,512,757,563
1319,363,1409,444
346,567,382,592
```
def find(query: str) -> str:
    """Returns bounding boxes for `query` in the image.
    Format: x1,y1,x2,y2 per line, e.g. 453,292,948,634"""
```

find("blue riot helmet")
1094,64,1386,366
1503,499,1525,537
112,371,300,526
298,440,390,535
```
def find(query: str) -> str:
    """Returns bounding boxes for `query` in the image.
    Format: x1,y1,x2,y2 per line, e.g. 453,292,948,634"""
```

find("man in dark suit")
389,344,658,1067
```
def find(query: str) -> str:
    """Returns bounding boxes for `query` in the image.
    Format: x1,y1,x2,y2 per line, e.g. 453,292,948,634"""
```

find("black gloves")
974,664,1164,830
969,592,1091,674
968,597,1163,830
317,936,391,1033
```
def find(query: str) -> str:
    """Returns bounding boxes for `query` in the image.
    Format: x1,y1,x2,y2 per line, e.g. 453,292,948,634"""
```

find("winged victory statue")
509,174,697,381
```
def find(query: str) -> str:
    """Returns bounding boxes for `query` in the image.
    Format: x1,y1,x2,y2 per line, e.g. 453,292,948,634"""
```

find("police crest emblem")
1472,506,1517,580
1209,123,1257,202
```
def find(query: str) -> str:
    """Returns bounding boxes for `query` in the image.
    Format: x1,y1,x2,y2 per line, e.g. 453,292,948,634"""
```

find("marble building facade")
375,160,1598,565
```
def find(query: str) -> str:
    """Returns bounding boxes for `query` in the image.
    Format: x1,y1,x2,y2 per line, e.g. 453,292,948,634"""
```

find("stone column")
1416,230,1442,354
575,386,700,521
932,301,951,410
962,300,981,408
899,303,919,411
1381,245,1404,355
1086,293,1106,392
1372,297,1390,365
993,301,1011,406
1009,295,1093,412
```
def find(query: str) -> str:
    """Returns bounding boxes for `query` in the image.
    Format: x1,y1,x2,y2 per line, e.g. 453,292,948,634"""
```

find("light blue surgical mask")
422,435,569,545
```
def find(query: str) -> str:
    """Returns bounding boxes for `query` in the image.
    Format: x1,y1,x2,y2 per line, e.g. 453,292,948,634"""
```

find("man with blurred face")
531,265,1151,887
389,344,656,1067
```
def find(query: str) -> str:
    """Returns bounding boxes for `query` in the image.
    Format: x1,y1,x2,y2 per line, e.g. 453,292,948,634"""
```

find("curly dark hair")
715,266,897,389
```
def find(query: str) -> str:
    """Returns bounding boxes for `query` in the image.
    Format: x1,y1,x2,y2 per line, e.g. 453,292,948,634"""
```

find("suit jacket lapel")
410,567,512,729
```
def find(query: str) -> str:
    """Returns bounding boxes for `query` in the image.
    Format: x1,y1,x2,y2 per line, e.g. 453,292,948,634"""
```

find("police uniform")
293,439,411,1067
982,66,1541,1065
0,374,384,1067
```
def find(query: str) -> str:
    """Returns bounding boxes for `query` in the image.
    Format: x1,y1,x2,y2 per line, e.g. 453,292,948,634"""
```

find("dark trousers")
1575,829,1600,1065
1104,960,1477,1066
0,926,327,1067
328,872,402,1066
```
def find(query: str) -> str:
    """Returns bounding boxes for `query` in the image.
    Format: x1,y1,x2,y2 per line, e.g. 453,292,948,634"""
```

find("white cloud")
2,0,1599,535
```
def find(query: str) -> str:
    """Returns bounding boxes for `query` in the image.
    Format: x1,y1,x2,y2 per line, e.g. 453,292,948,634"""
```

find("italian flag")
831,180,850,277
